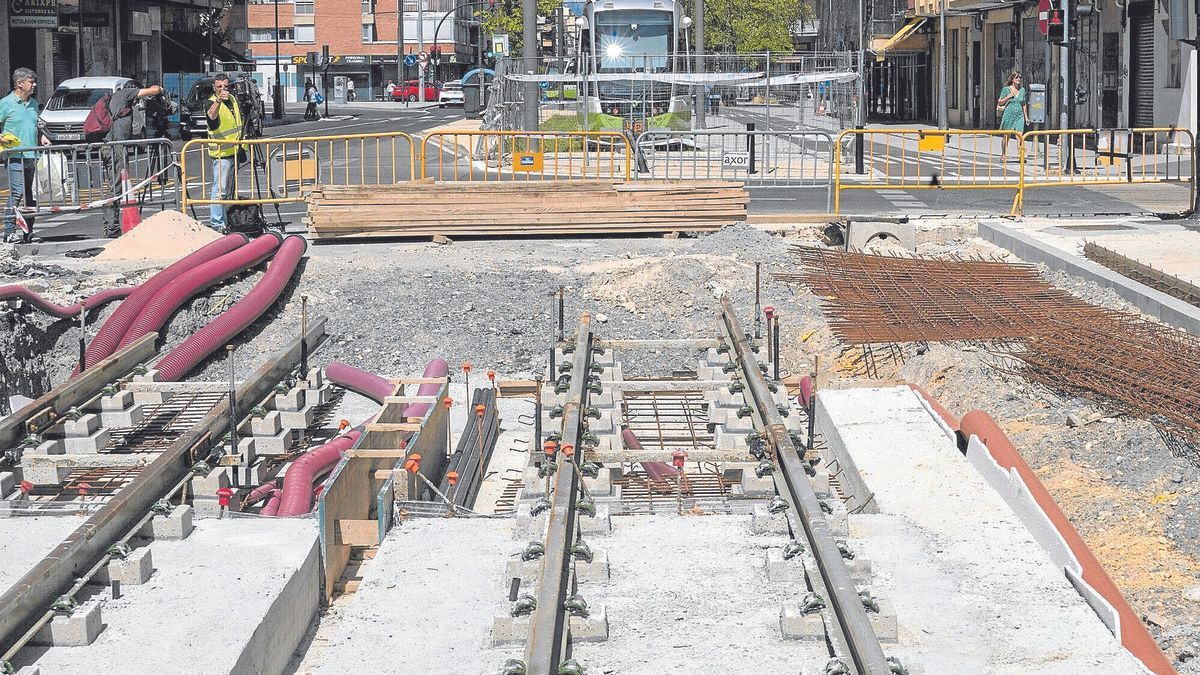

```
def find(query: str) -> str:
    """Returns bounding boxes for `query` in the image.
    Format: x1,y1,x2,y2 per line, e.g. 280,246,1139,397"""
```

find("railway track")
509,300,891,675
0,318,328,664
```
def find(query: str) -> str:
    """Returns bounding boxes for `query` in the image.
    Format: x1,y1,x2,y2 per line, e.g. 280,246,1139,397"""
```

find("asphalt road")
21,102,1194,243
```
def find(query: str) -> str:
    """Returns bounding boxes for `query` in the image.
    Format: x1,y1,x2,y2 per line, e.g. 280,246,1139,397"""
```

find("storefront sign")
10,0,59,29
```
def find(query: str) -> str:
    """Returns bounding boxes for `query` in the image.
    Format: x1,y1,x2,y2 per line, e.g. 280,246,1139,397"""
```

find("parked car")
439,80,465,107
179,74,265,141
390,80,440,103
39,76,145,144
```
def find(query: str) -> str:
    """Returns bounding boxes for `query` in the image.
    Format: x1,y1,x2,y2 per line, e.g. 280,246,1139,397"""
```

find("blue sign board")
404,54,418,67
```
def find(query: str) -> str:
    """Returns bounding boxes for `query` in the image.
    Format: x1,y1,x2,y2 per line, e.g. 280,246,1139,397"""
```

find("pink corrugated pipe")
71,233,248,376
0,284,136,319
116,233,282,351
325,361,395,404
274,430,361,517
244,481,279,507
402,358,449,419
153,235,307,382
260,489,282,517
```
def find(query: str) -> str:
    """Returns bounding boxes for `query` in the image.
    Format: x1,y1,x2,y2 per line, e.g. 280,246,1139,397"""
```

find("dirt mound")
96,210,221,261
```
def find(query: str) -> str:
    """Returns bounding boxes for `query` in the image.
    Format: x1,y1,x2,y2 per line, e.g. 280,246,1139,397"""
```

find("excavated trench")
0,309,75,416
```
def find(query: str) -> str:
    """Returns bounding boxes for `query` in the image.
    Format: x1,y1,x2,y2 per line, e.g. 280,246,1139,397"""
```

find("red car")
391,80,440,102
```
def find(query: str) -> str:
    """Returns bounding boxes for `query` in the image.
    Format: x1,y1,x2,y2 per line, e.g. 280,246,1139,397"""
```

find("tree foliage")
684,0,814,53
478,0,562,57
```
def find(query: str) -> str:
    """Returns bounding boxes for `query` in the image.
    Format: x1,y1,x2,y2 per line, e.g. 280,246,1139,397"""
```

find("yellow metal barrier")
180,132,417,211
1017,127,1195,215
834,128,1024,214
420,130,632,182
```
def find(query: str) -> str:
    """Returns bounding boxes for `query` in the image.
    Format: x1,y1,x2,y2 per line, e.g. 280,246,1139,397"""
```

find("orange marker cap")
462,361,472,373
446,471,459,486
561,443,574,458
475,404,486,417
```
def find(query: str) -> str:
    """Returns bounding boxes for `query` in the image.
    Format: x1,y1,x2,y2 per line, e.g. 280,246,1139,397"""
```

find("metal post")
695,0,705,129
398,0,405,86
939,0,948,130
1064,0,1075,173
226,344,238,488
273,0,283,119
534,376,543,455
77,306,86,374
419,0,427,103
300,295,309,375
806,356,818,450
765,52,771,131
557,286,565,342
747,122,757,174
522,0,538,130
753,262,762,339
773,315,780,382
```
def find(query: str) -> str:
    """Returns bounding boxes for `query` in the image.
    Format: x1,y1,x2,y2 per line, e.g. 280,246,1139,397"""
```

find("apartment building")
2,0,227,92
235,0,460,104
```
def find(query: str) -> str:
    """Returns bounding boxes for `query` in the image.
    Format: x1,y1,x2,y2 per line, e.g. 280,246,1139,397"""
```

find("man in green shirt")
0,68,50,243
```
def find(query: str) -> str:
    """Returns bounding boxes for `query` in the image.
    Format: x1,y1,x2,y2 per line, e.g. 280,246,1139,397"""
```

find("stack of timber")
306,180,748,240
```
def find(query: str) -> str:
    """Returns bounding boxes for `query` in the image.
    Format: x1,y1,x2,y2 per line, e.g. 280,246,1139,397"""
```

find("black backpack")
225,204,267,236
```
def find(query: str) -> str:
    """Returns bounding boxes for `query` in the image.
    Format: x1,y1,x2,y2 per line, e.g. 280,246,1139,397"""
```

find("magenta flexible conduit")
115,233,282,351
274,430,362,517
0,285,136,319
402,358,449,418
72,233,249,376
153,235,307,382
324,361,395,404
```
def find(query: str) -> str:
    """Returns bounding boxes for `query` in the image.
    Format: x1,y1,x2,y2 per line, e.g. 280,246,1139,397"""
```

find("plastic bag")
34,151,71,203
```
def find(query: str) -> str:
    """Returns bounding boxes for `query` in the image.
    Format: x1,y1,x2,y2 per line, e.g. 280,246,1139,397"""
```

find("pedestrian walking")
347,78,357,103
997,69,1030,160
304,79,321,120
385,80,396,100
101,81,164,238
0,68,50,243
205,73,244,233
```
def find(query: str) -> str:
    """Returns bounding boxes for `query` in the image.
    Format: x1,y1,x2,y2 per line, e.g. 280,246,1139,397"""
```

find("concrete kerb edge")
977,220,1200,337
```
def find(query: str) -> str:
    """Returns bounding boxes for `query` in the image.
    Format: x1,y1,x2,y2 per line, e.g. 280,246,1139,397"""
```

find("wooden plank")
381,395,440,404
335,519,379,546
387,376,450,385
373,469,404,480
365,422,423,433
346,448,417,459
496,379,539,397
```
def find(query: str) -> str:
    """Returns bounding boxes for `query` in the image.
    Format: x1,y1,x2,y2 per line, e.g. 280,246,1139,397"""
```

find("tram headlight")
605,43,624,59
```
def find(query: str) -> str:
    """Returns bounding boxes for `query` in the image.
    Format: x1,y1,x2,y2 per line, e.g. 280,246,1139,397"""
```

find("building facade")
2,0,225,93
235,0,460,104
820,0,1197,140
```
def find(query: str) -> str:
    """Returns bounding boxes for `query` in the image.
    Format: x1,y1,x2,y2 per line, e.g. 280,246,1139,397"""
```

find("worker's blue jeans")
209,156,233,230
3,158,36,239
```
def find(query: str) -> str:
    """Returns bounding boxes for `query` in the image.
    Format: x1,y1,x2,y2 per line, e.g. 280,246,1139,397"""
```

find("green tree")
479,0,562,57
685,0,814,53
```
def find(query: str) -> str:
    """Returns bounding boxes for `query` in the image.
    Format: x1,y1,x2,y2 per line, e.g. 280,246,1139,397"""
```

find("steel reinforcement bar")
718,296,890,675
524,313,594,675
0,317,327,656
1084,241,1200,309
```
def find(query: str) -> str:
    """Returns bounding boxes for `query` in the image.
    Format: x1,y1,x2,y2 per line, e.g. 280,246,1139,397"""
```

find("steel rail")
718,296,889,675
0,317,328,656
0,332,159,451
524,313,593,675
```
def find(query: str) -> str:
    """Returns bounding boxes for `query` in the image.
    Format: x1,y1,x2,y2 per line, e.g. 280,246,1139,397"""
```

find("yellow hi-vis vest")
206,94,243,158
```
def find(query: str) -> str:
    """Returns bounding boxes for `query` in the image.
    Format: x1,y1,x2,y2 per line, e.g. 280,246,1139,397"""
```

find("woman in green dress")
997,70,1030,159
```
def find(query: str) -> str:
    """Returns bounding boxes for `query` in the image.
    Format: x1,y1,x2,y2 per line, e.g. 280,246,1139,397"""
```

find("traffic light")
1046,4,1065,44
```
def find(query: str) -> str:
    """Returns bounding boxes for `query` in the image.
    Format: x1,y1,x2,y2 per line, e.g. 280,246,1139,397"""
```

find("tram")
581,0,691,124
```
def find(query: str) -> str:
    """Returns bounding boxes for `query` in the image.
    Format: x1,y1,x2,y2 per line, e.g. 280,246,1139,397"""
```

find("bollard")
855,125,864,174
747,123,757,175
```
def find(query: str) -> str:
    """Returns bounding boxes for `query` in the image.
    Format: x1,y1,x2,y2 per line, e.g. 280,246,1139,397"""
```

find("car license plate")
60,133,82,141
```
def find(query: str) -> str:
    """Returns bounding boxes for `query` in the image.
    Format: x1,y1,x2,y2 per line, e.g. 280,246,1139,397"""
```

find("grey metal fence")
1,139,179,227
636,129,835,208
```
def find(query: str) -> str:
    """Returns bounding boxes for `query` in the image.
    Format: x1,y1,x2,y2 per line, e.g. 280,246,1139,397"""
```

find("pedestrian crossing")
876,189,937,216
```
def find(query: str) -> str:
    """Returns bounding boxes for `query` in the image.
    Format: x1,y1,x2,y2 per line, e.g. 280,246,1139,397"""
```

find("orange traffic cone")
119,169,141,234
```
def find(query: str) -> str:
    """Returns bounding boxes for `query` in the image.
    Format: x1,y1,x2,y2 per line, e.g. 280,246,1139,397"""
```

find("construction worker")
205,73,243,233
102,81,165,238
0,68,51,243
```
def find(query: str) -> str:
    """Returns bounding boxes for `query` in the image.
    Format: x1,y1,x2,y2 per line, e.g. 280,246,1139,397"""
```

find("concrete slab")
817,385,1144,673
20,518,319,675
978,220,1200,336
0,516,87,597
571,514,829,673
313,518,514,674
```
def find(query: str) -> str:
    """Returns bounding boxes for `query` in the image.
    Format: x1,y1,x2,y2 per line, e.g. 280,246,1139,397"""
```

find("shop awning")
874,18,926,62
